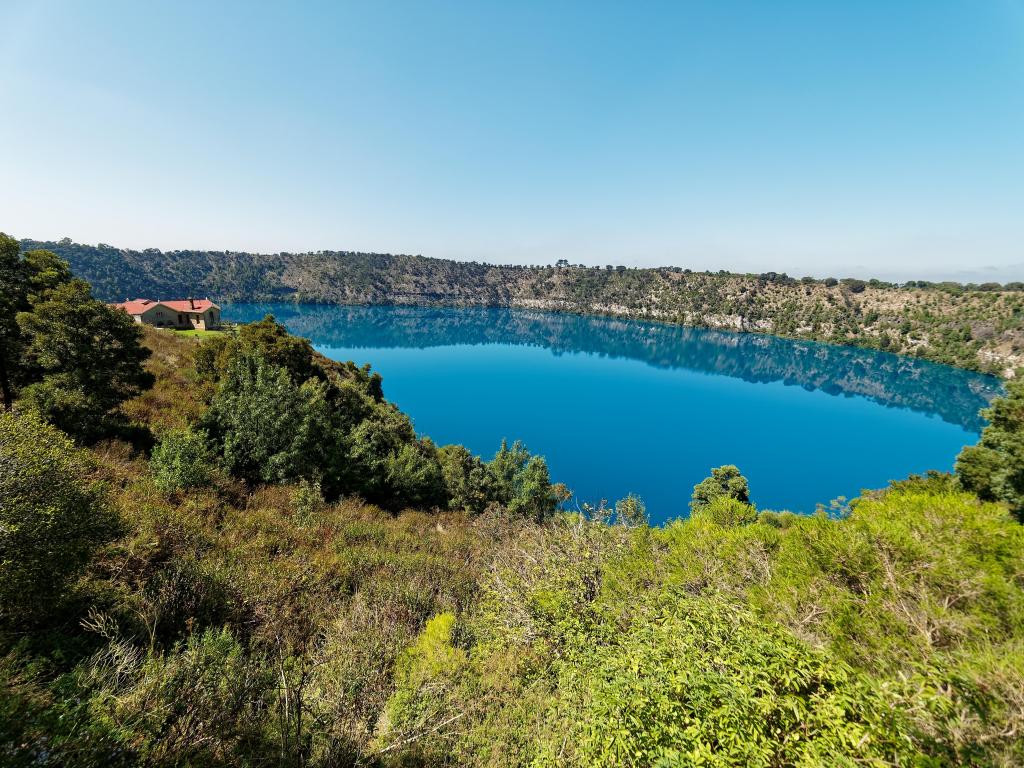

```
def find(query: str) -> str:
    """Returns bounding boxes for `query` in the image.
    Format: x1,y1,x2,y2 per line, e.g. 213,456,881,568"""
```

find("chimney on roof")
189,297,195,309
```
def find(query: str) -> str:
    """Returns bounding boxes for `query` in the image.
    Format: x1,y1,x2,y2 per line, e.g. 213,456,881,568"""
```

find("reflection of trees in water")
225,303,1002,433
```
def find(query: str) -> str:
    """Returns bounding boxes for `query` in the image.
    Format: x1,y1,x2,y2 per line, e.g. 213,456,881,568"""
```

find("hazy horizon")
3,1,1023,281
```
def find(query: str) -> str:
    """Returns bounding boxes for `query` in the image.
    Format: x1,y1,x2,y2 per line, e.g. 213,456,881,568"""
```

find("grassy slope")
24,238,1024,375
171,328,224,338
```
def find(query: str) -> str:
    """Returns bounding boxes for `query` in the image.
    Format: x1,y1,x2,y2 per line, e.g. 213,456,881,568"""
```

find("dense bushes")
4,395,1024,767
381,488,1024,766
559,598,913,767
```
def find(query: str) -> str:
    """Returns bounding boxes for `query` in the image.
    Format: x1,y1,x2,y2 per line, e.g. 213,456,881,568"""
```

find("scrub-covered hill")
24,236,1024,375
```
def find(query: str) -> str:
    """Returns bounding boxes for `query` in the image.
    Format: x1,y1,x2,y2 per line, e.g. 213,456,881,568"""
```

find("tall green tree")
22,247,74,297
0,237,152,438
17,279,154,441
956,381,1024,519
0,237,81,409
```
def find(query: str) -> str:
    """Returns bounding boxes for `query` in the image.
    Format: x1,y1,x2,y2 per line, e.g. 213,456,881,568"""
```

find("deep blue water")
223,303,1002,523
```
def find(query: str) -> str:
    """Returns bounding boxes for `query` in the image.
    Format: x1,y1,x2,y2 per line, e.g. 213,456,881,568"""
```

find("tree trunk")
0,344,13,410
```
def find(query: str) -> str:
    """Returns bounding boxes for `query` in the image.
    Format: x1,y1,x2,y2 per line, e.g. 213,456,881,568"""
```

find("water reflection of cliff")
224,303,1002,433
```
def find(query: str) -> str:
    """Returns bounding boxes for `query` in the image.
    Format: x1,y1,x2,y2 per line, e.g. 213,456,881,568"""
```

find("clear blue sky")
2,1,1022,280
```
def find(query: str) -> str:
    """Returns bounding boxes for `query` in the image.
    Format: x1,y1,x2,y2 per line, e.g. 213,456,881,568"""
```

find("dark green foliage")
0,410,115,623
689,464,751,513
22,248,74,297
203,351,334,484
438,444,492,513
381,439,447,510
488,439,568,521
195,313,318,383
956,380,1024,519
0,242,153,441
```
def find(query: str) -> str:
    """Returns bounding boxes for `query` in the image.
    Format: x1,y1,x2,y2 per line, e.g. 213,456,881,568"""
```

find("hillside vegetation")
25,237,1024,376
3,240,1024,766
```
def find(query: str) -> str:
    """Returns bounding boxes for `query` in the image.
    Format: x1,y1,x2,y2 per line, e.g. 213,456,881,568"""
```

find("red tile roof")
111,298,220,316
160,299,219,313
112,298,158,315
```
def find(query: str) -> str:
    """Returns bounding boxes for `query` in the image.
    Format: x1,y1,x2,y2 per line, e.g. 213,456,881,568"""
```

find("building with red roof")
111,297,221,330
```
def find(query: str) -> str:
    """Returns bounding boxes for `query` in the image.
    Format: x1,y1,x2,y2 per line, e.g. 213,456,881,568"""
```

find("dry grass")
121,327,214,432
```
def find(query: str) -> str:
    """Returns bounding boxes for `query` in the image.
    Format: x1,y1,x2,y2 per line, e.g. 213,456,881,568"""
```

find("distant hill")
19,237,1024,375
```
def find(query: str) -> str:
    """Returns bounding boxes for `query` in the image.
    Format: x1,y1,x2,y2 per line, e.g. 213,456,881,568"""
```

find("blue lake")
223,303,1001,524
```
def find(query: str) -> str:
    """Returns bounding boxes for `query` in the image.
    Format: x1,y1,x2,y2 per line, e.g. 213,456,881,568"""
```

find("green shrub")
766,489,1024,671
561,598,916,767
383,612,466,729
692,495,758,526
291,478,326,526
488,440,568,522
0,409,115,623
150,428,212,492
83,628,274,765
